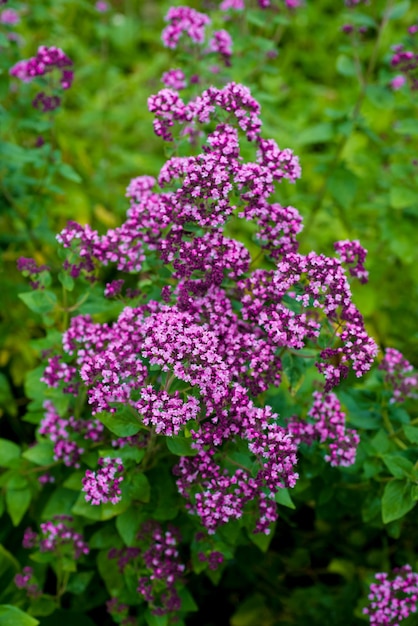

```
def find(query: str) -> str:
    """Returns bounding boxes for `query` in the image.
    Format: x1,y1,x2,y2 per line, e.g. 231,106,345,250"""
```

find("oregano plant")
1,1,417,626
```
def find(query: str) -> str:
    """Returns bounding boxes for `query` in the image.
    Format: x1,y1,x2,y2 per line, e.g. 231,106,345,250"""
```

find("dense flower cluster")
82,456,124,505
363,565,418,625
10,45,74,111
39,400,104,467
175,384,299,534
35,78,379,539
288,391,360,466
136,523,186,615
23,516,89,559
379,348,418,403
14,567,41,598
162,6,210,48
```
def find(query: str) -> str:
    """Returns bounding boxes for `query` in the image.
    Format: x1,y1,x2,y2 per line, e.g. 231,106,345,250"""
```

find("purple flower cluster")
1,7,19,24
175,384,298,534
162,68,187,91
23,516,89,559
39,400,104,467
17,256,50,289
82,456,124,505
10,46,74,112
379,348,418,403
39,78,377,537
14,567,41,598
288,391,360,467
363,565,418,625
197,550,225,570
208,30,233,65
162,6,210,48
136,522,186,615
390,30,418,91
334,239,368,283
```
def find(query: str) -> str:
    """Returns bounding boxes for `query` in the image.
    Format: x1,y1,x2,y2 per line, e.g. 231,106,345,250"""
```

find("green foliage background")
0,0,417,625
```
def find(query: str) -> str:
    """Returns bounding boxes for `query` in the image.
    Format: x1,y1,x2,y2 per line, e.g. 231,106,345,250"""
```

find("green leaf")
116,506,147,545
18,291,57,315
29,596,58,617
166,436,198,456
66,571,94,595
403,425,418,444
23,442,54,466
71,488,130,521
275,488,296,509
327,166,358,209
0,605,39,626
6,488,31,526
178,588,198,612
144,610,168,626
128,472,150,502
395,119,418,136
381,454,414,479
247,529,274,553
386,0,410,19
336,55,357,77
382,479,415,523
42,488,78,520
390,186,418,210
58,163,82,183
0,440,20,468
96,407,140,437
296,123,333,145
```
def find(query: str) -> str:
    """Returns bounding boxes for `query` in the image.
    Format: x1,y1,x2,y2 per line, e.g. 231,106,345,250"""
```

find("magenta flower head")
364,565,418,626
82,456,124,505
390,74,407,90
95,1,109,12
162,6,211,49
10,46,74,112
379,348,418,403
0,7,19,24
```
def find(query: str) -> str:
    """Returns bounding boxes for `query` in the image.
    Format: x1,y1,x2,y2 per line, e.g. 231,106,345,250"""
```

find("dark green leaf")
382,479,415,523
96,407,140,437
166,436,198,457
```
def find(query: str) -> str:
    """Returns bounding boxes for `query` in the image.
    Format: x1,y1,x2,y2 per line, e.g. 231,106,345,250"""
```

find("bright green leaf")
23,442,54,466
6,488,31,526
275,488,296,509
0,605,39,626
